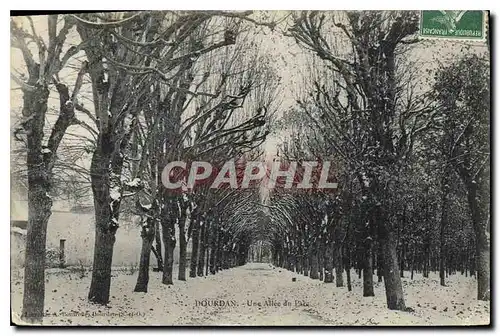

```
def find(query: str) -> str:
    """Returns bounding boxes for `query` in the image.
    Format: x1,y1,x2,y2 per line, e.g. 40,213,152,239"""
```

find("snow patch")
110,187,121,201
11,226,27,236
126,178,141,187
9,264,490,326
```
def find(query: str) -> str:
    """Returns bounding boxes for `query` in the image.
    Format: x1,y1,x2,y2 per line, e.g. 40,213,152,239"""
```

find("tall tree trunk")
377,243,383,282
154,221,163,271
21,176,52,323
378,210,406,310
289,252,296,272
466,181,490,300
210,227,220,274
400,243,405,278
21,86,53,323
363,238,375,297
345,245,352,291
162,211,176,285
310,251,319,279
88,144,119,305
324,242,334,283
302,248,309,276
197,221,208,277
134,218,155,292
189,218,200,278
439,172,450,286
410,246,415,280
205,248,211,275
439,227,446,286
88,224,116,304
296,253,302,273
319,255,324,281
178,213,187,281
22,192,52,323
87,78,136,303
423,238,430,278
334,244,344,287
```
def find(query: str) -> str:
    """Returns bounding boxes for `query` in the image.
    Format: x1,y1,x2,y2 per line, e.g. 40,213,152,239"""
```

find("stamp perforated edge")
418,10,489,43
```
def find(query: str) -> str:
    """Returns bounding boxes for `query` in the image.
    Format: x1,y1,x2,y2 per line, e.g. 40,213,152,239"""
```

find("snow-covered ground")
11,263,489,326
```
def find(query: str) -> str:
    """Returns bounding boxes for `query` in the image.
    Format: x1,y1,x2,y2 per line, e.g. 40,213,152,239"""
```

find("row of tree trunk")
133,203,251,293
272,222,481,311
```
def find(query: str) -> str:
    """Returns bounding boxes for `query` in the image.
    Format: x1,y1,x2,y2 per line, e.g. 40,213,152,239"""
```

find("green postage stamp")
420,10,487,40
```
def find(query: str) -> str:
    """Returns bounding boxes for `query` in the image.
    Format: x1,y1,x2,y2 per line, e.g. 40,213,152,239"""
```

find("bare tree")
288,11,437,310
11,15,90,323
433,54,490,300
